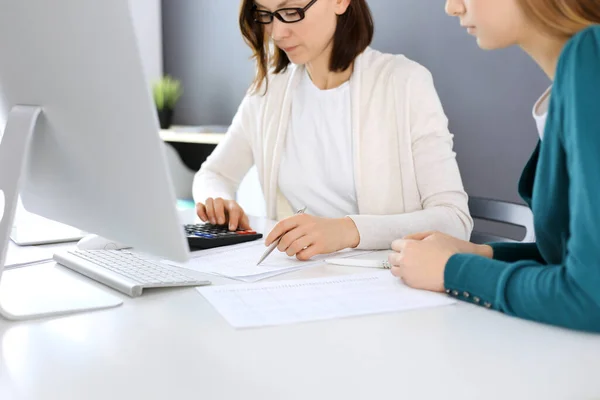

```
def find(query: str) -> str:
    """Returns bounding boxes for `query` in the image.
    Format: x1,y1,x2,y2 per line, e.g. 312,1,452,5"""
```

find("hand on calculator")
196,197,251,231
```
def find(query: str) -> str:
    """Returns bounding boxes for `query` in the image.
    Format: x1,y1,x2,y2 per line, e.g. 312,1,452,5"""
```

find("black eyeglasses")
253,0,318,24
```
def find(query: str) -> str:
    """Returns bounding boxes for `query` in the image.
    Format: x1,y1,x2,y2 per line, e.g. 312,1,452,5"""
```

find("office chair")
468,197,535,244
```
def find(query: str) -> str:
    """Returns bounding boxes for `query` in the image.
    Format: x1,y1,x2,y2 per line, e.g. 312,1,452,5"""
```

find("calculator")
184,223,263,249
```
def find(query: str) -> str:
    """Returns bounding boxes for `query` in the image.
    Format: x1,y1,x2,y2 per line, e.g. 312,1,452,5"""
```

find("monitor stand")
0,105,122,321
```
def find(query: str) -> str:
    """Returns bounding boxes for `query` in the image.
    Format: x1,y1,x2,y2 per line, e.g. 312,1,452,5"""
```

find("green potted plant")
152,75,183,129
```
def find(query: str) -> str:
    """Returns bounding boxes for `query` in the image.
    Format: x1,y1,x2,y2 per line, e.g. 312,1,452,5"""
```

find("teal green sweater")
445,25,600,332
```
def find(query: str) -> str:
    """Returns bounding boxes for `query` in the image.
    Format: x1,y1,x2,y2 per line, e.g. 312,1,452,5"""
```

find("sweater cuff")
444,253,507,310
193,190,236,205
346,215,392,250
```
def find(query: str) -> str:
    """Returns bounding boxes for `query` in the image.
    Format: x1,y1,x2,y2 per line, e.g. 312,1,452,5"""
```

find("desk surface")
1,214,599,400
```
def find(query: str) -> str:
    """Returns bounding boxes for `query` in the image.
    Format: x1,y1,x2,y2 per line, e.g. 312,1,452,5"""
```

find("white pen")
325,258,392,269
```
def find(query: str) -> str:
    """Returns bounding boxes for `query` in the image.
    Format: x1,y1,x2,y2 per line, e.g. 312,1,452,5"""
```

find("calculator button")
194,233,215,238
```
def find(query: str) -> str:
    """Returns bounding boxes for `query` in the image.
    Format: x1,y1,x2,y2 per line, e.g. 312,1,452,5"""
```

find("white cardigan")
193,48,473,249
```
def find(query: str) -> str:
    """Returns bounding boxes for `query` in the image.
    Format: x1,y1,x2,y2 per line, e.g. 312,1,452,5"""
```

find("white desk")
159,127,225,145
159,130,223,145
159,127,224,179
1,213,599,400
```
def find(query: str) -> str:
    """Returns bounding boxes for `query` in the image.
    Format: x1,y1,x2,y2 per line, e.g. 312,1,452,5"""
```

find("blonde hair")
518,0,600,38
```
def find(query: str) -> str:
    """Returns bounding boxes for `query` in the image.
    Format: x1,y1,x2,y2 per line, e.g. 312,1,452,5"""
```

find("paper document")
5,242,54,269
165,241,374,282
197,271,456,328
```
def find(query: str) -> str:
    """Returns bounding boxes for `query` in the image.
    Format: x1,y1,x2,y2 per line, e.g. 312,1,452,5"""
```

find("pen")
256,206,307,266
325,258,392,269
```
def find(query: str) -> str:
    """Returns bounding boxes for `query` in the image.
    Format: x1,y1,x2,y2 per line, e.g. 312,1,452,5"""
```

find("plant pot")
157,108,174,129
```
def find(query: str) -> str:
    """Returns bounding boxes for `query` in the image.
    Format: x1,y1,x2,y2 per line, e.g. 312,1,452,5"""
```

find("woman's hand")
196,197,251,231
403,231,493,258
388,232,492,292
265,215,360,260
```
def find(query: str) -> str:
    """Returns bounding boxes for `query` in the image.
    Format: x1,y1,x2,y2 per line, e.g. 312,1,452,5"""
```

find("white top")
278,70,358,218
193,48,473,249
533,86,551,139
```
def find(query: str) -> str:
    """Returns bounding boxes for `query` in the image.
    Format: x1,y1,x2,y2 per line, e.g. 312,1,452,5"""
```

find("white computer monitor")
0,0,190,320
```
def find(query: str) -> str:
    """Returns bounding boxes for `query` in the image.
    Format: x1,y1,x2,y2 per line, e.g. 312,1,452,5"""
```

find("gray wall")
162,1,254,126
163,0,550,204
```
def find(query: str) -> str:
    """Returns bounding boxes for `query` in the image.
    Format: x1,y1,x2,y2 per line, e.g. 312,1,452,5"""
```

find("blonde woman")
193,0,472,260
389,0,600,332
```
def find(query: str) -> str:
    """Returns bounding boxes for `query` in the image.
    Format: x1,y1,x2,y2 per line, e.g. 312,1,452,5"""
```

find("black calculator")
184,223,263,250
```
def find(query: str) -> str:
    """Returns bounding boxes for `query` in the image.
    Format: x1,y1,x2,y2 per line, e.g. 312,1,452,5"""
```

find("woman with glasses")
194,0,473,260
388,0,600,332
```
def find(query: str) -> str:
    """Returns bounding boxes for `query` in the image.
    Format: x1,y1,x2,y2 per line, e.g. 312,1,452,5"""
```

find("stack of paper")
198,271,457,328
165,241,374,282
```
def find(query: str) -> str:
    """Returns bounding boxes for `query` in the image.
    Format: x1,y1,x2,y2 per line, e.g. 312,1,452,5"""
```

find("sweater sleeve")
443,28,600,332
349,64,473,249
192,94,257,203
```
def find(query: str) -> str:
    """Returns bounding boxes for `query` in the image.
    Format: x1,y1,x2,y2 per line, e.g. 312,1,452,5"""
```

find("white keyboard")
53,250,211,297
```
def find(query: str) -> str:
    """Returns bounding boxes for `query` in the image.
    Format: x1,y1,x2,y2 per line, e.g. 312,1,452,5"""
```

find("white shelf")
159,129,224,145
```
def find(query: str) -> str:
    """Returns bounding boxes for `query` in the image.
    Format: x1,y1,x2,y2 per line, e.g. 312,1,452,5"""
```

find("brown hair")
239,0,374,94
518,0,600,38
